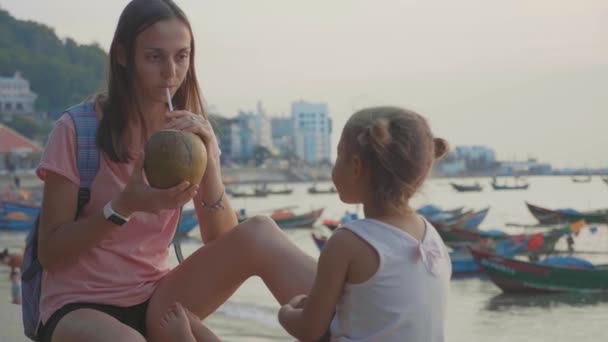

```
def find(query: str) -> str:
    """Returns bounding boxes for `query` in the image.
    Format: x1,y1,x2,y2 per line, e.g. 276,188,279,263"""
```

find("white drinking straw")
166,88,173,112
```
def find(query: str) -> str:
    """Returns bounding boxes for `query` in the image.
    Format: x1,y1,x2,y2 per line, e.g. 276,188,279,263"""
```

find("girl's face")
132,18,191,107
332,133,364,204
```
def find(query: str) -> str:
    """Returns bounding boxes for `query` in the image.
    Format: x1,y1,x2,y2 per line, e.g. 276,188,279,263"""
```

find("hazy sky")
2,0,607,168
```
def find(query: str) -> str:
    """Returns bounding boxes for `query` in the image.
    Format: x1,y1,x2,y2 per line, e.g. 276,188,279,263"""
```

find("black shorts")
37,300,149,342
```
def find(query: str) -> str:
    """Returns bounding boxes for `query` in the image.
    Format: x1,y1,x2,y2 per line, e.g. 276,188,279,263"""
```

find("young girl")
279,106,452,341
34,1,315,341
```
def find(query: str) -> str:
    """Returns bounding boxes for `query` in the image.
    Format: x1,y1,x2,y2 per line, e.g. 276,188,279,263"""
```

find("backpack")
21,102,99,340
20,103,187,341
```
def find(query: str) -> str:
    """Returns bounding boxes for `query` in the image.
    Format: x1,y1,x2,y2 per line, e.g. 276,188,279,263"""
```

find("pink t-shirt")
36,109,220,324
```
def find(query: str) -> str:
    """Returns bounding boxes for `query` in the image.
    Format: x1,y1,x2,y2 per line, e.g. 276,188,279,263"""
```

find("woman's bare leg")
146,216,316,341
52,309,146,342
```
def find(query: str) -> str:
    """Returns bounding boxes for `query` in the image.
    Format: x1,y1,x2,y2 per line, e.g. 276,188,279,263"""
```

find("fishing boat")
450,182,482,192
307,184,337,194
423,208,466,223
490,177,529,191
271,208,324,228
322,219,340,231
230,189,269,198
571,175,592,183
266,188,293,195
239,208,324,229
0,216,36,232
430,207,490,231
0,200,41,217
526,202,608,225
175,208,199,238
256,183,293,195
416,205,464,218
451,238,528,276
323,206,469,232
470,248,608,293
491,183,530,190
437,225,566,253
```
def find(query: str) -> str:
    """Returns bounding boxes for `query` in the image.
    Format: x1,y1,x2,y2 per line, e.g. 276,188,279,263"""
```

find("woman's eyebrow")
143,47,191,53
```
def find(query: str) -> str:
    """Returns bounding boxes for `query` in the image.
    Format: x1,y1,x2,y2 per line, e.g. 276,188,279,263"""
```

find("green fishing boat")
470,248,608,293
437,226,566,254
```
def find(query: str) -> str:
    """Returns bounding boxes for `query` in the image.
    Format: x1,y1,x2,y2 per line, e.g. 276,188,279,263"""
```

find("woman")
35,1,316,341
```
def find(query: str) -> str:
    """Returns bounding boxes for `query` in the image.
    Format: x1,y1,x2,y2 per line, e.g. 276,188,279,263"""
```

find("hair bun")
434,138,449,159
371,118,392,147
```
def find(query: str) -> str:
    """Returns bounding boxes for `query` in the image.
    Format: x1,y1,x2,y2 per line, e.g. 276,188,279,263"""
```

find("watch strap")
103,201,129,226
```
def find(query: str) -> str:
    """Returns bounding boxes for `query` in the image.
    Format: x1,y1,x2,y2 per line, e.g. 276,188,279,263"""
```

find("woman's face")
133,18,191,107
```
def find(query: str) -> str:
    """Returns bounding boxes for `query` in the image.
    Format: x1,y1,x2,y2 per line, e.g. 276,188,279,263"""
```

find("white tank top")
330,218,451,342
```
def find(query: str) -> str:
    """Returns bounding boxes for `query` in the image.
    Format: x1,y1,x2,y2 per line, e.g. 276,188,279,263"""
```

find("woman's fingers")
149,183,198,209
174,184,198,206
166,181,192,196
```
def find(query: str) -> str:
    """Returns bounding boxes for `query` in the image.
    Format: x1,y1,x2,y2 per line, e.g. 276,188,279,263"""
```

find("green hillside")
0,8,107,117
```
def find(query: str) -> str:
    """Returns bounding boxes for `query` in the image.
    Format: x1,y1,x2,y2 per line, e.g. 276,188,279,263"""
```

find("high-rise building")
224,101,273,162
291,100,332,164
271,116,294,157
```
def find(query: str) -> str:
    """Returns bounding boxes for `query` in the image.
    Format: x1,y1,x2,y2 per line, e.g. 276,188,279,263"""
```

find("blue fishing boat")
1,200,41,217
0,217,36,232
175,208,199,237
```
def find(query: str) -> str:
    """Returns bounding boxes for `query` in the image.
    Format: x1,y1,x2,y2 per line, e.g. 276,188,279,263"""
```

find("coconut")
144,130,207,189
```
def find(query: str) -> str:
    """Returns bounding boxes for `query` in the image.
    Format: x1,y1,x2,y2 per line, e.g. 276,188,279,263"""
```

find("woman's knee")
52,309,146,342
234,215,286,258
238,215,282,239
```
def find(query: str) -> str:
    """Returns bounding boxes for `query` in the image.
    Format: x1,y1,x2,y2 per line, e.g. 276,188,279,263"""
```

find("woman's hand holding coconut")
112,154,200,217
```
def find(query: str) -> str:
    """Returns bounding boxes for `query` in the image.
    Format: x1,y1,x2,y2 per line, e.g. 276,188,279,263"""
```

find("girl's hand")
165,110,214,148
287,294,308,309
113,154,199,216
278,294,307,321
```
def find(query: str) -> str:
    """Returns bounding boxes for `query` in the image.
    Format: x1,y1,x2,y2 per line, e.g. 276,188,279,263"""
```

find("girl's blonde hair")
343,106,448,208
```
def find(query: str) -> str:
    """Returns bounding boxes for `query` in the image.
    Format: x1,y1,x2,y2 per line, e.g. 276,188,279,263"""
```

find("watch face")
108,214,127,226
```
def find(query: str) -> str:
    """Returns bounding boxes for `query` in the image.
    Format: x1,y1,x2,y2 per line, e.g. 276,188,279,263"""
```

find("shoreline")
1,170,604,190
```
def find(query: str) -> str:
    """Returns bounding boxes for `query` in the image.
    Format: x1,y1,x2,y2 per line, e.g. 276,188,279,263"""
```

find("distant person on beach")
278,106,452,341
31,1,315,341
10,269,22,305
0,248,22,273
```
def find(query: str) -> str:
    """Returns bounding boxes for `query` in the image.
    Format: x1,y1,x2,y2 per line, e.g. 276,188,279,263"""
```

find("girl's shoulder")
324,228,371,256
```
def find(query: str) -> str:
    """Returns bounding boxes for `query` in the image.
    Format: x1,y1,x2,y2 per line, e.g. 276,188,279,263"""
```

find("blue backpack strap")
21,102,100,340
65,102,100,217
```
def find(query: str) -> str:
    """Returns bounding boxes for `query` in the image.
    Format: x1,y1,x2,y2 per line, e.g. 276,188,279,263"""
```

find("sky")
2,0,607,168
